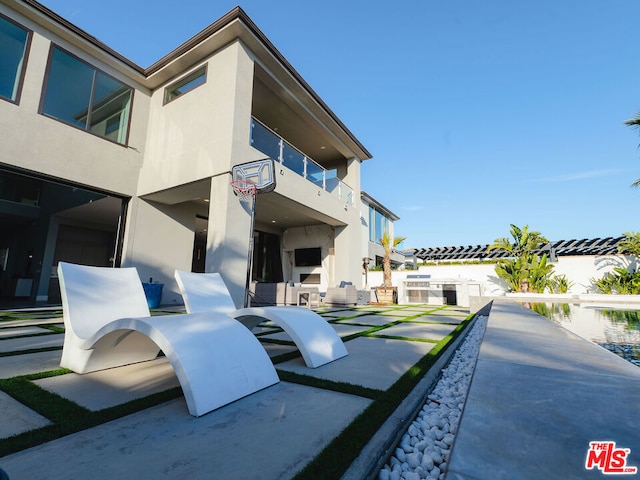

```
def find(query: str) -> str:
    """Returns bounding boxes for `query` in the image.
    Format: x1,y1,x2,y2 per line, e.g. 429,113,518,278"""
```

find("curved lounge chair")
174,270,348,368
57,262,279,417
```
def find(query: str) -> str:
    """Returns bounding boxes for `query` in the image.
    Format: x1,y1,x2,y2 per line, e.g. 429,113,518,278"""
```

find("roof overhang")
361,190,400,221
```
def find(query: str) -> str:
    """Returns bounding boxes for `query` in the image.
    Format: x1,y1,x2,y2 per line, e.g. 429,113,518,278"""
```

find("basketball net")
230,179,257,207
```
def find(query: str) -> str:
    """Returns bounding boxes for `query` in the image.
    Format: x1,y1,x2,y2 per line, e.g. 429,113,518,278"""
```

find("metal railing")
250,117,354,205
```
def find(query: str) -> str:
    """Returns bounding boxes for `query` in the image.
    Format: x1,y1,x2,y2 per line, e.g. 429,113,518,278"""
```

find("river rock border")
378,315,488,480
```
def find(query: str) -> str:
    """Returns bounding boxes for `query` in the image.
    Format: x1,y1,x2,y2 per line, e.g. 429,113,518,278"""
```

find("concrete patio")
0,304,468,479
1,300,639,479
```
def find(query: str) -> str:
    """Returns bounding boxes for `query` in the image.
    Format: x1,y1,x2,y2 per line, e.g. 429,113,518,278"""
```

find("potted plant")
375,231,406,304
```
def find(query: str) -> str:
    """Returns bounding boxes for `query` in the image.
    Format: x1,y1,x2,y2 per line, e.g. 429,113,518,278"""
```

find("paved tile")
0,334,64,352
259,322,369,342
336,314,397,326
0,326,52,338
0,317,63,328
34,357,180,411
375,322,457,341
416,314,467,324
277,336,436,391
380,309,426,317
0,350,62,379
0,382,371,480
330,323,372,337
0,391,51,438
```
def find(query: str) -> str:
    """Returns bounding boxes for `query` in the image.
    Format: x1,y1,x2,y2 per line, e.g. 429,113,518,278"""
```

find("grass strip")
338,323,405,342
292,314,474,480
40,325,65,334
0,331,62,341
270,350,303,364
365,334,439,343
0,311,62,319
276,370,383,400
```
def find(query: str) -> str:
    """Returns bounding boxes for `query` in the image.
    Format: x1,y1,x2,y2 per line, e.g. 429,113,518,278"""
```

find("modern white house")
0,1,404,308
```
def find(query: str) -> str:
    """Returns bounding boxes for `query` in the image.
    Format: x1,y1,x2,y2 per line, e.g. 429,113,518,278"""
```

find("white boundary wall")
366,254,638,307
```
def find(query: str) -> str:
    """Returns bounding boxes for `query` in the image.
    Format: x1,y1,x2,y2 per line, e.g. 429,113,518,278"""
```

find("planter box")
375,286,397,304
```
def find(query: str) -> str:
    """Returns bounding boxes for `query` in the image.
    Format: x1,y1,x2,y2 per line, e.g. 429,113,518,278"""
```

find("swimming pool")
525,302,640,367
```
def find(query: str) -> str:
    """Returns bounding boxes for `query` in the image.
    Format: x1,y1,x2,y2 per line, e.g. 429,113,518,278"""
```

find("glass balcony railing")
250,117,354,206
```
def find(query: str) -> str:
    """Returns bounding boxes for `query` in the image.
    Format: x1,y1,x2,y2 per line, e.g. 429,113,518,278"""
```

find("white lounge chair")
174,270,348,368
57,262,279,417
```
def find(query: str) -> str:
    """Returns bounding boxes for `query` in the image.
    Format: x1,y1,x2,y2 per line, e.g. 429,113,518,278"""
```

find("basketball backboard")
231,159,276,193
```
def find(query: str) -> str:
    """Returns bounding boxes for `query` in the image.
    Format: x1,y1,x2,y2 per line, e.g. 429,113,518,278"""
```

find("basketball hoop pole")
230,180,258,308
230,159,276,308
243,193,256,308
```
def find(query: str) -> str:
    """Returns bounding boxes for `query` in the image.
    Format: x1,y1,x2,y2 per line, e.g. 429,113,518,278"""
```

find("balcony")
250,117,354,206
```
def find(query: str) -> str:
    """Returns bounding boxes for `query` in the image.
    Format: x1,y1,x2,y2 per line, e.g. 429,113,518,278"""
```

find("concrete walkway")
447,300,640,480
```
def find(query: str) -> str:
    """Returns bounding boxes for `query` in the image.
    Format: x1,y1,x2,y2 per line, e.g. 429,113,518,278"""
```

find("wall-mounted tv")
294,247,322,267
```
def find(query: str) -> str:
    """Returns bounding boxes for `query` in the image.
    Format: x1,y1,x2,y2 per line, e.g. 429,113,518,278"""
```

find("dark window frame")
163,64,208,105
0,12,33,105
38,44,134,146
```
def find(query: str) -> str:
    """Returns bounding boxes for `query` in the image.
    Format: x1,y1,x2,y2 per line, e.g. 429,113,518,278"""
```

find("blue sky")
39,1,640,249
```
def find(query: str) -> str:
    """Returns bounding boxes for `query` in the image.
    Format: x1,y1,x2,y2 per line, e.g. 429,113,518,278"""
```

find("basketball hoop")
230,178,258,309
230,179,257,205
229,161,275,309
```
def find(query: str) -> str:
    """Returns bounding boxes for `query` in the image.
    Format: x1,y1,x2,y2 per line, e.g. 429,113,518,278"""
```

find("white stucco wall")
282,225,334,291
550,255,636,293
366,254,636,306
139,42,247,195
122,198,207,306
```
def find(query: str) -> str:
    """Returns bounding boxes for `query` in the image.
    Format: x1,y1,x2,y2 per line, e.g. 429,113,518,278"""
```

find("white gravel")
378,315,488,480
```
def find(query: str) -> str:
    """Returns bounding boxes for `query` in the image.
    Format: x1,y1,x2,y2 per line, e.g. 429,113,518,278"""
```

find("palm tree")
487,224,550,293
487,224,547,260
618,231,640,258
379,231,406,287
625,112,640,187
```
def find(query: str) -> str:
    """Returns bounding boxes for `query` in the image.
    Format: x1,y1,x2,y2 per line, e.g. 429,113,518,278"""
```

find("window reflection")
89,72,131,143
43,48,93,128
306,162,324,188
164,66,207,103
250,120,280,160
282,143,304,176
41,47,132,145
0,15,30,102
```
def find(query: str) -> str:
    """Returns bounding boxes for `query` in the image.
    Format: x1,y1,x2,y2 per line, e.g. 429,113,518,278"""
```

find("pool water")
525,302,640,367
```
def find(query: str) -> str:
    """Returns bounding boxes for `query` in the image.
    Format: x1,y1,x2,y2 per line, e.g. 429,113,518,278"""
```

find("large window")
0,14,31,103
369,205,389,243
40,46,133,145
